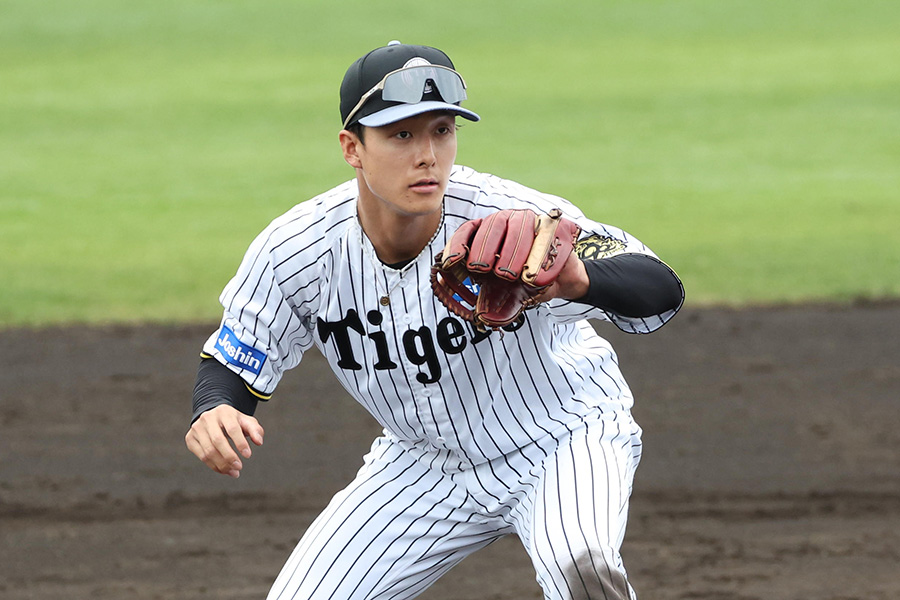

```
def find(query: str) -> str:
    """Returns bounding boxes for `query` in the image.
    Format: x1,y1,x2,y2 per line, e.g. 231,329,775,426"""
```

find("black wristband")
191,357,261,424
576,253,683,318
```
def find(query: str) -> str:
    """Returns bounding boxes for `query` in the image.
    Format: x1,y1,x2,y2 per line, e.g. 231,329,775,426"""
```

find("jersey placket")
389,264,450,450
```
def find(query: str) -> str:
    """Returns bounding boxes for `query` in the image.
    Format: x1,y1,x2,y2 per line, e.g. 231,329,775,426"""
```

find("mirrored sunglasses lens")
382,67,466,104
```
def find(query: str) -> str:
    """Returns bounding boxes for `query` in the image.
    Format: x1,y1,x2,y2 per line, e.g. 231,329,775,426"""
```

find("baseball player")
186,41,684,600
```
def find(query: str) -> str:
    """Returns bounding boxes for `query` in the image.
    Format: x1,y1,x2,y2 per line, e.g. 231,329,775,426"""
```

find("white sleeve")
202,223,319,396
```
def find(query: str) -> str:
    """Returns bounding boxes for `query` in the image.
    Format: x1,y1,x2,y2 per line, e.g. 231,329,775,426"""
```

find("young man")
186,41,684,600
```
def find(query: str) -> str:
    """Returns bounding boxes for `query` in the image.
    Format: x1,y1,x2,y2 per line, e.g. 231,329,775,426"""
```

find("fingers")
184,405,264,478
241,414,266,448
467,211,504,271
185,426,242,478
231,414,265,458
492,210,536,280
441,218,481,267
467,209,537,279
224,419,253,460
524,210,581,288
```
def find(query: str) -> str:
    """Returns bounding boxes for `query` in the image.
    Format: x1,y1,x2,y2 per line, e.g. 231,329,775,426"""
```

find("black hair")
345,122,366,144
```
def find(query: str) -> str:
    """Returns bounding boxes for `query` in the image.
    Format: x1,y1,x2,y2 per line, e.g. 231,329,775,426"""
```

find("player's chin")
402,188,445,211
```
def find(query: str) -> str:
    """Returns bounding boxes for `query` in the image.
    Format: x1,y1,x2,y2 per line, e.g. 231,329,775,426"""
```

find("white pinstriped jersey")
204,165,678,466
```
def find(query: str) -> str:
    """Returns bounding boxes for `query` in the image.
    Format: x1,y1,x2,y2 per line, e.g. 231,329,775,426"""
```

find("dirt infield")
2,303,899,599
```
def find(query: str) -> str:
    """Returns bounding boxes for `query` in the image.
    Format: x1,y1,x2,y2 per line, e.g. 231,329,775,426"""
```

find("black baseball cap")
340,41,480,129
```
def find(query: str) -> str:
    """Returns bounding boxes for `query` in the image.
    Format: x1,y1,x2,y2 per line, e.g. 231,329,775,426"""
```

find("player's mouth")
410,178,440,193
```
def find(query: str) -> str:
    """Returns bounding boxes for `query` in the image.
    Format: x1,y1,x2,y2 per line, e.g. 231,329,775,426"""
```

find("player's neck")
357,202,443,265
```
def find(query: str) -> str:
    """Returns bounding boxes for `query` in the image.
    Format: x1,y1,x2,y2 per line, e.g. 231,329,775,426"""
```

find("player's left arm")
430,204,683,332
544,250,684,319
510,199,682,319
533,202,685,332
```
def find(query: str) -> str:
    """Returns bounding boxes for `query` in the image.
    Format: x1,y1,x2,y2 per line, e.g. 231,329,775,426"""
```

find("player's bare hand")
185,405,265,478
541,251,589,301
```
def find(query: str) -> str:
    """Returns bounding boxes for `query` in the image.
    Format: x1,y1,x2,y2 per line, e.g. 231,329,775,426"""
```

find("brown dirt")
1,302,899,600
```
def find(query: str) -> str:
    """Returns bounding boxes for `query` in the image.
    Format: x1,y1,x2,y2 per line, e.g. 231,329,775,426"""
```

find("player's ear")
339,129,363,169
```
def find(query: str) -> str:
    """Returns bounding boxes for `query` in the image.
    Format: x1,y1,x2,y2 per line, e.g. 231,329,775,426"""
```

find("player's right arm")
185,357,266,478
186,194,336,476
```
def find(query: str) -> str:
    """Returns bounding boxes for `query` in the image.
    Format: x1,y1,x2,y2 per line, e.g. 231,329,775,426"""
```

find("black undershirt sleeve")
191,357,261,424
573,253,683,318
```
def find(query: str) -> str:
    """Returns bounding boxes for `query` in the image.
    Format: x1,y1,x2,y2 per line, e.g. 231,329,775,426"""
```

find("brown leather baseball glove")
431,208,581,331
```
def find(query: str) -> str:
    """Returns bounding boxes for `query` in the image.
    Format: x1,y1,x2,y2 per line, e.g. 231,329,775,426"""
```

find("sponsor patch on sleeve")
214,326,266,375
575,234,627,260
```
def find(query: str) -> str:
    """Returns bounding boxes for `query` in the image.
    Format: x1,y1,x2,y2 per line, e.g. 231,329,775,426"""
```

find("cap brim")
357,101,480,127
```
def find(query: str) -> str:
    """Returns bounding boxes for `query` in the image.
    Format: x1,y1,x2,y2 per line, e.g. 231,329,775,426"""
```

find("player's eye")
395,131,412,140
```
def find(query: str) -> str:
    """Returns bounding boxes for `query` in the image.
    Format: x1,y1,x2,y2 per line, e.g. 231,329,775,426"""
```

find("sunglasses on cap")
342,64,468,129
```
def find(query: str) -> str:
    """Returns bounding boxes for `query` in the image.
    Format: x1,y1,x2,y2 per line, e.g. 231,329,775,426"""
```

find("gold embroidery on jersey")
575,235,626,260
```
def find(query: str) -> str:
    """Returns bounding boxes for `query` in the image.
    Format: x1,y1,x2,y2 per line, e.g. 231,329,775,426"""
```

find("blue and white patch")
214,326,266,375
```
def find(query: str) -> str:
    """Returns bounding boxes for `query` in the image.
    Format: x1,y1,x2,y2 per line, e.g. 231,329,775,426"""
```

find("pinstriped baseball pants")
266,413,642,600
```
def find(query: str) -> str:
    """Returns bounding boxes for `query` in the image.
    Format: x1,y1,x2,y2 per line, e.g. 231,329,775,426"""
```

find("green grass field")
2,0,898,326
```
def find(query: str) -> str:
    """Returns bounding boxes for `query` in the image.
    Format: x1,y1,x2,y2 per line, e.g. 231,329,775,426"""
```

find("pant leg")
512,415,642,600
266,436,508,600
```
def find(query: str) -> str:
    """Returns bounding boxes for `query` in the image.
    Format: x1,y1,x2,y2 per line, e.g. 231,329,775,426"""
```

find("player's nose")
415,136,437,167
